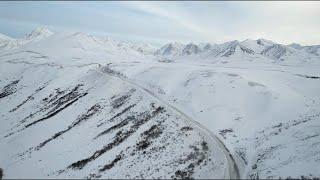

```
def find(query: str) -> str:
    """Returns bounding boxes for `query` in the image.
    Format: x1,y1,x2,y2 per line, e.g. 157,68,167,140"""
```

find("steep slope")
260,44,315,62
182,43,201,56
240,38,274,54
207,40,255,58
154,42,185,57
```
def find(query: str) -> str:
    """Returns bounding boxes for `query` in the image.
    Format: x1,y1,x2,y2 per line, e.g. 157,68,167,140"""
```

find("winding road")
95,66,241,179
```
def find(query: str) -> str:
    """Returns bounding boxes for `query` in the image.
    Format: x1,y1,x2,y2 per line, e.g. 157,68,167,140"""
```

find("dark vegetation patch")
136,125,163,151
0,168,3,179
248,81,265,87
295,74,320,79
219,128,234,139
226,73,239,77
110,89,135,109
31,55,49,59
249,145,282,176
42,88,66,104
284,175,320,180
35,103,102,151
87,173,102,179
180,126,193,132
300,134,320,141
17,103,102,158
25,84,88,128
248,113,320,179
171,141,209,179
24,50,42,55
257,113,320,139
97,103,136,127
0,80,19,99
5,84,88,138
100,65,127,78
97,90,137,127
9,81,50,112
68,129,130,170
99,153,123,172
256,145,282,164
95,116,134,139
67,105,165,170
235,148,248,165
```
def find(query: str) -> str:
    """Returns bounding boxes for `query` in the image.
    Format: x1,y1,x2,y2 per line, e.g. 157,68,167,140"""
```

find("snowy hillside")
1,27,320,179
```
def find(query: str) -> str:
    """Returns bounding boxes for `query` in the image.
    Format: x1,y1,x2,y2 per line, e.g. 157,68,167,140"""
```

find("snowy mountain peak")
26,27,53,39
256,38,274,45
154,42,185,56
0,33,12,41
207,40,255,58
182,43,201,55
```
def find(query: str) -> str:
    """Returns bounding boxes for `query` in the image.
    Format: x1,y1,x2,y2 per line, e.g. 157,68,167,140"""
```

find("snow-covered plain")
0,28,320,179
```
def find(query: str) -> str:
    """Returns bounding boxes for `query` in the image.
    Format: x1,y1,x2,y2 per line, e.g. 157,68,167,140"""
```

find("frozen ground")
0,28,320,179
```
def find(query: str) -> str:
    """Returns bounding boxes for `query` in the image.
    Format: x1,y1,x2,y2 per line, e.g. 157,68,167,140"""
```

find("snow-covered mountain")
1,27,320,179
154,38,319,64
240,38,275,54
154,42,185,57
181,43,201,56
289,43,320,56
25,27,54,40
0,28,155,58
205,40,255,58
0,33,12,41
0,27,54,51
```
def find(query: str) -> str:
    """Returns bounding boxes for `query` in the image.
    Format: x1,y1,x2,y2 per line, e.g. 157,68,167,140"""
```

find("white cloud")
119,1,320,45
0,1,319,45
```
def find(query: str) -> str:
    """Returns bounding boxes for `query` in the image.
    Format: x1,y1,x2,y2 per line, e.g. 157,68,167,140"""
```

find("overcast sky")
0,1,319,46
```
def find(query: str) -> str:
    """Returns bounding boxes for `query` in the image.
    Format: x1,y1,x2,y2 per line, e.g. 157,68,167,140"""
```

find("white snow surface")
1,27,320,179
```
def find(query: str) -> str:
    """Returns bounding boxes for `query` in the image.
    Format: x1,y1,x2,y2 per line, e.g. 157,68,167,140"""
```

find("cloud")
119,2,214,41
0,1,319,45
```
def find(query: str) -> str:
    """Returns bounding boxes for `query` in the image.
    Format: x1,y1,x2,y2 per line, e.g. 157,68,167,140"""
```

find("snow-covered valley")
1,27,320,179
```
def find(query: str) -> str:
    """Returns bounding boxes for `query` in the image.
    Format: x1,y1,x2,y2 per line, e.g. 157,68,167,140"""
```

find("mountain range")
1,27,319,63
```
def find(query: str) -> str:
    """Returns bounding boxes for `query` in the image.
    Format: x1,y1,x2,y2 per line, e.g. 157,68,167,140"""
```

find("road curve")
95,67,240,179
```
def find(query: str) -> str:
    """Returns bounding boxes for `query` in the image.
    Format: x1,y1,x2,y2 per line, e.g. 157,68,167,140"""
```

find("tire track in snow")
94,67,240,179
